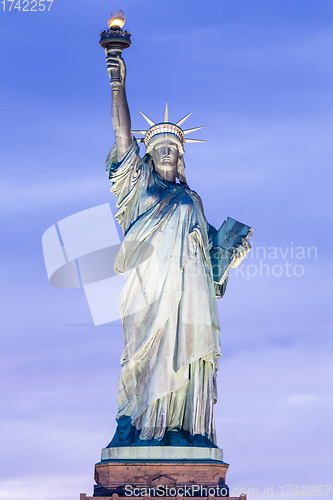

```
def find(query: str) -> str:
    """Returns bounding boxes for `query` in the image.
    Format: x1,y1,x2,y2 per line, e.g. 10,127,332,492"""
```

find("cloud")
0,177,108,214
0,475,91,500
219,30,333,69
285,394,315,405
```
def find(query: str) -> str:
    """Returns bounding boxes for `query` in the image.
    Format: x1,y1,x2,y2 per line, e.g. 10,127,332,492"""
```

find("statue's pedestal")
101,446,224,462
80,447,246,500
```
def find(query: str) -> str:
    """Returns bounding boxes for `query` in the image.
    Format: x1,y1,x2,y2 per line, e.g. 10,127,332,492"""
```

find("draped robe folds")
106,139,222,447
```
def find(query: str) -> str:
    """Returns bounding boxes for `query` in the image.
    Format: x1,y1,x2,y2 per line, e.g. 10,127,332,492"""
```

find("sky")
0,0,333,499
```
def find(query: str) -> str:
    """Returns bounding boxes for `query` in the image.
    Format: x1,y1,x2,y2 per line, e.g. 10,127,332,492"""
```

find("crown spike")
176,111,193,127
139,111,155,127
164,103,169,123
131,130,147,135
183,126,205,135
184,138,207,143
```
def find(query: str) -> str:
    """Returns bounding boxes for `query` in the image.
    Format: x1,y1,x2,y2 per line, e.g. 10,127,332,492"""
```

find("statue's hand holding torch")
106,52,126,92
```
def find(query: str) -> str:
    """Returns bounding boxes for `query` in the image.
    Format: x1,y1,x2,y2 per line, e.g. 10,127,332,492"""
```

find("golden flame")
108,10,126,28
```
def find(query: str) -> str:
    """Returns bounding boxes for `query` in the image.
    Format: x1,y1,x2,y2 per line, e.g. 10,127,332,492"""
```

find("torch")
99,11,131,85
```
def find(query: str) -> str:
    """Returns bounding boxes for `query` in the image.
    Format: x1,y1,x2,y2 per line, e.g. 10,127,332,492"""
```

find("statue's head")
145,134,185,183
131,105,205,184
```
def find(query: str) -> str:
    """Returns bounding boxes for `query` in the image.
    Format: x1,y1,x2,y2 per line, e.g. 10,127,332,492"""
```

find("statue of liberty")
102,21,251,449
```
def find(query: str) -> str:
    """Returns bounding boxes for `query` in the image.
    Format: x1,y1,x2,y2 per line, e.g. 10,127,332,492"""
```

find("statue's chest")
139,187,195,216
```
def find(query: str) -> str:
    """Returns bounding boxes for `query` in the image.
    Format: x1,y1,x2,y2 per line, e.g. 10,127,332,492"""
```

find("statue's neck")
154,165,177,182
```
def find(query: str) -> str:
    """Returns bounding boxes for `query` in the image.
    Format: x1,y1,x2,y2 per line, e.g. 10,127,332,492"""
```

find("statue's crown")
131,104,205,147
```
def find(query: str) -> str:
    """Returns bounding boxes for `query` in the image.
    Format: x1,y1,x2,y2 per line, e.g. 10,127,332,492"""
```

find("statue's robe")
106,139,222,447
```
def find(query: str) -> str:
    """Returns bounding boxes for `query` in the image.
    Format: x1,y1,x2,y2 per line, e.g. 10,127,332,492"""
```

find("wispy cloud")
0,475,90,500
0,177,110,214
285,394,315,405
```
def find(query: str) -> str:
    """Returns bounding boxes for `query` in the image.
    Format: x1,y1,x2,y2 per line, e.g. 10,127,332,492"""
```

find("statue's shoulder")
106,138,143,171
183,184,202,203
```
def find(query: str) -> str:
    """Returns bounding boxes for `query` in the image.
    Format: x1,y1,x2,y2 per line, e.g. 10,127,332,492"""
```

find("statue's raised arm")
105,50,132,161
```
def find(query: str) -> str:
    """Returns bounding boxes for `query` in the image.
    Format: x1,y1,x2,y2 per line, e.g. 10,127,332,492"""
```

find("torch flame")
108,10,126,28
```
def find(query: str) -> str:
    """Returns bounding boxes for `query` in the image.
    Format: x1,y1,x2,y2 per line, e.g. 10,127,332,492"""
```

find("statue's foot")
166,428,189,446
188,433,218,448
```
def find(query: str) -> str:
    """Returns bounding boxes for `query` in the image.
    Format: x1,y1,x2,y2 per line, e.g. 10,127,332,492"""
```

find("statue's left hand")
230,238,251,269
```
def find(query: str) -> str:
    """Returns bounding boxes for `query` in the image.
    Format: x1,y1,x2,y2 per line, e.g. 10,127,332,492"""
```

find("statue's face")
151,137,180,171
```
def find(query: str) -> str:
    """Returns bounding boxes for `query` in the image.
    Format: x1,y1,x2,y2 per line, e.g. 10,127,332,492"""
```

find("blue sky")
1,1,333,499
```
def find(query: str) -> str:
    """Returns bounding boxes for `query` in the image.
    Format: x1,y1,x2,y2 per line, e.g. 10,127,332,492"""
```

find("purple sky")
0,1,332,499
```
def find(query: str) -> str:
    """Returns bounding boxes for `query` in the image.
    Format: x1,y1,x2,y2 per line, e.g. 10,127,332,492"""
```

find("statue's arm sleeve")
207,222,228,299
207,223,217,251
105,137,140,182
105,138,149,233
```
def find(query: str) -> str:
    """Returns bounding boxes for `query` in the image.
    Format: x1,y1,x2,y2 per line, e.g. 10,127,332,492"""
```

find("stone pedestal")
80,447,246,500
101,446,224,462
